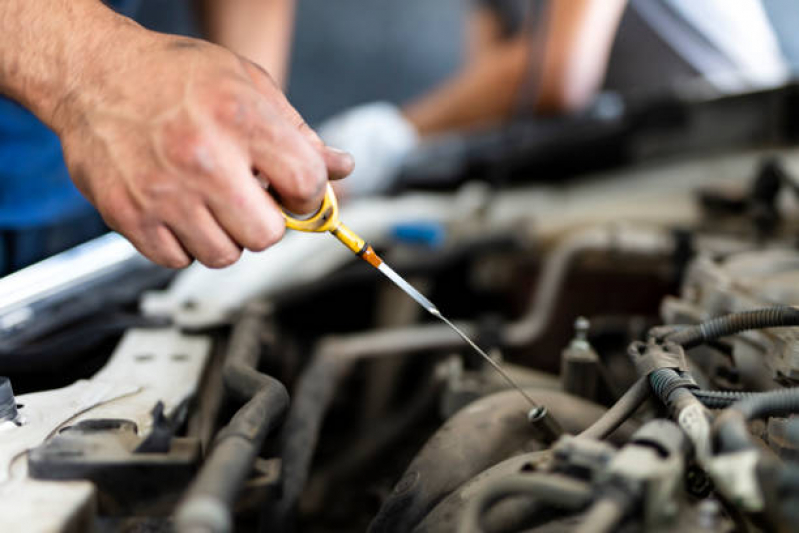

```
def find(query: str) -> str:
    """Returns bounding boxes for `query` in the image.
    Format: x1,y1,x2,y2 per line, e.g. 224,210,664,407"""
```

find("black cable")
692,389,758,410
663,306,799,349
648,367,785,411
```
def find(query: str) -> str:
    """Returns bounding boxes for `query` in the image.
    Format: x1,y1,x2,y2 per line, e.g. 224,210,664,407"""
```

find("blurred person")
321,0,789,197
0,0,353,274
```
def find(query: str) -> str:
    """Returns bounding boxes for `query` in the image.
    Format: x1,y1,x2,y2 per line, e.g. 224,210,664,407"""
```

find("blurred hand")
52,29,353,269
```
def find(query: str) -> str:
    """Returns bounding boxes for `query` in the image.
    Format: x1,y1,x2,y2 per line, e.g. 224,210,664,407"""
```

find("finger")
206,161,286,252
132,223,193,269
284,115,353,180
249,110,328,215
163,203,243,269
241,59,353,180
97,195,192,269
324,146,355,181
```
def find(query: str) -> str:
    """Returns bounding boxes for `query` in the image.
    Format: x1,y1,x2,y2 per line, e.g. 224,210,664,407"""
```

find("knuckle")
248,223,283,252
98,193,138,231
203,247,242,269
162,254,192,270
160,121,217,175
213,89,252,131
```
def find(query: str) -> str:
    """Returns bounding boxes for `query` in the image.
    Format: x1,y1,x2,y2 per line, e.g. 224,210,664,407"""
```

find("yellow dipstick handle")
282,183,383,268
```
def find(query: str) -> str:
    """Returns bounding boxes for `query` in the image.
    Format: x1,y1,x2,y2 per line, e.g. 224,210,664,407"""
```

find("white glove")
317,102,419,197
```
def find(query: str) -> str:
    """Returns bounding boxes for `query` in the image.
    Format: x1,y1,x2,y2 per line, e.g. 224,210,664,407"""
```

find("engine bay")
3,89,799,533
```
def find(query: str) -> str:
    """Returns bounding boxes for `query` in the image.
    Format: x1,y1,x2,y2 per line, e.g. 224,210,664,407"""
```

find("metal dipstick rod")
375,259,563,440
282,185,563,439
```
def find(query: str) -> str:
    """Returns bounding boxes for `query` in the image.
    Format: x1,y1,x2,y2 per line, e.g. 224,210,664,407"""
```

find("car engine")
2,87,799,533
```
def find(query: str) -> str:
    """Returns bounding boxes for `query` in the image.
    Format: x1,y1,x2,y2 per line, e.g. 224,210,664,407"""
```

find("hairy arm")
0,0,124,127
198,0,296,88
404,0,627,136
0,0,351,269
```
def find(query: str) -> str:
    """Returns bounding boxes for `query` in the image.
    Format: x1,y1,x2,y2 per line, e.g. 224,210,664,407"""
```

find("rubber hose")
665,307,799,349
648,368,696,402
734,387,799,420
692,390,757,410
717,387,799,452
648,368,782,411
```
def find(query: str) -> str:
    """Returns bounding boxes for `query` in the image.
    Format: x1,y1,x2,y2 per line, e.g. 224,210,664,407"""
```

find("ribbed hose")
647,367,785,410
665,306,799,349
692,390,757,410
717,387,799,452
734,387,799,420
648,368,696,403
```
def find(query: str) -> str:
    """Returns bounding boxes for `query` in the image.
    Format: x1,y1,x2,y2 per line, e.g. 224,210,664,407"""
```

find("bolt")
574,317,590,341
0,377,19,423
528,406,547,423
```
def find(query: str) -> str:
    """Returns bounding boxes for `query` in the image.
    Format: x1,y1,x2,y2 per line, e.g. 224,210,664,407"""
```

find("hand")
52,27,353,269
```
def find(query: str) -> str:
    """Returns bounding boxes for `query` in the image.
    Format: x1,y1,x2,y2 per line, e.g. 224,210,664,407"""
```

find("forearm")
199,0,296,88
0,0,134,131
536,0,627,113
403,39,529,136
403,0,626,137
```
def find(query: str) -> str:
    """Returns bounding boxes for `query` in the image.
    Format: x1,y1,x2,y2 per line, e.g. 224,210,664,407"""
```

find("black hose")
692,389,758,410
648,367,793,411
664,306,799,349
648,368,697,402
732,387,799,420
578,376,650,440
717,387,799,453
175,304,290,533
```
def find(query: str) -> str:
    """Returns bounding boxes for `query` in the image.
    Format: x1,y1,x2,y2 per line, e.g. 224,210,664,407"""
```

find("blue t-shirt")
0,0,141,228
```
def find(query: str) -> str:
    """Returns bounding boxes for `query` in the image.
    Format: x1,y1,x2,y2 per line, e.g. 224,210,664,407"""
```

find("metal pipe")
175,304,289,533
578,376,650,440
504,225,673,347
273,324,480,528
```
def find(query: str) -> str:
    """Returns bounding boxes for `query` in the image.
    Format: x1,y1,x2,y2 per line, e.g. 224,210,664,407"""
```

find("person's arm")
403,0,627,136
198,0,296,88
0,0,351,269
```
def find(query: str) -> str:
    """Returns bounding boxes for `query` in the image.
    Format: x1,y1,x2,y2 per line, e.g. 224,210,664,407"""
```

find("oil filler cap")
0,376,19,422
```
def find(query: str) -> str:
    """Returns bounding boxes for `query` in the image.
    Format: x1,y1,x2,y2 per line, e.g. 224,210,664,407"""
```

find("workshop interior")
5,1,799,532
